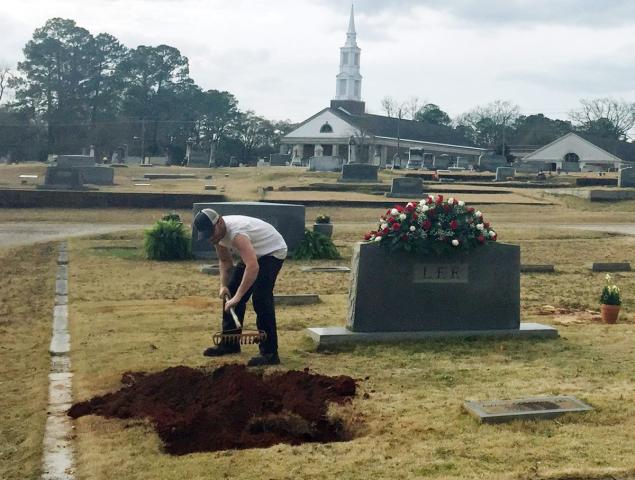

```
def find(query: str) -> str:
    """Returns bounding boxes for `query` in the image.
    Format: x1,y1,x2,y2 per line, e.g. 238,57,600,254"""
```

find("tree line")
381,96,635,159
0,18,295,164
1,17,633,163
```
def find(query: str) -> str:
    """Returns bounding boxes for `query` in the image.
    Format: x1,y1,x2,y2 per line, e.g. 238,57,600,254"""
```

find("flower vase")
600,304,620,324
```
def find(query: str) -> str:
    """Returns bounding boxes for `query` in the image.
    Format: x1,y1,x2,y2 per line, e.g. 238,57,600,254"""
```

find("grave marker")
463,396,592,424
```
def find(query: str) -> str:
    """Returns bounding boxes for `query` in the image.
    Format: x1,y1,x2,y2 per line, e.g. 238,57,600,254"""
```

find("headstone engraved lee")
413,263,468,283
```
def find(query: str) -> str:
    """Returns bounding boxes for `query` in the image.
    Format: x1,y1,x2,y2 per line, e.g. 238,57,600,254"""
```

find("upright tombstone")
339,163,379,182
433,155,451,170
495,167,516,181
618,167,635,188
191,202,305,259
269,153,291,166
308,156,343,172
387,177,424,197
306,241,558,346
41,167,85,189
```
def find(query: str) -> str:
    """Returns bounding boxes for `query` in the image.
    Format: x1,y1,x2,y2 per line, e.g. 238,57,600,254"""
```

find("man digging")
194,208,286,366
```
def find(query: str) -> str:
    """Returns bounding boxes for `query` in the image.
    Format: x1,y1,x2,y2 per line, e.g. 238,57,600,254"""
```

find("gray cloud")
319,0,635,27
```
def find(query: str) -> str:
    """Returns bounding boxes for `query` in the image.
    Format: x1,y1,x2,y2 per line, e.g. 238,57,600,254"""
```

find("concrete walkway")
0,222,144,249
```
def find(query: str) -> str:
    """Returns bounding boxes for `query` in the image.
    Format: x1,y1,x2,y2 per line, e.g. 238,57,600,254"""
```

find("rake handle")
224,295,242,330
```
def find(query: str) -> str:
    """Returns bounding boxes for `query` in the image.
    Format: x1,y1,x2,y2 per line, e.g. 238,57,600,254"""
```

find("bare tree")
403,96,422,120
380,95,397,118
569,97,635,140
0,63,14,104
456,100,520,147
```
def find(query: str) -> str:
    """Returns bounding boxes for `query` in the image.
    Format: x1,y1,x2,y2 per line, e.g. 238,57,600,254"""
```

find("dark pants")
222,255,284,355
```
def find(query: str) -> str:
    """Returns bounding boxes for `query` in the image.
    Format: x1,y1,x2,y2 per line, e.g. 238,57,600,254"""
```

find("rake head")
212,330,267,346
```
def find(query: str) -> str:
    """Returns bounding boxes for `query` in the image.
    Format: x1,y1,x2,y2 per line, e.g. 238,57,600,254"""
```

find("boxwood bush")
144,215,191,261
293,229,341,260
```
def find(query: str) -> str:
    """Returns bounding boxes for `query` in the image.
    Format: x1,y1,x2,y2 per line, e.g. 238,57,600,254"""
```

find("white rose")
475,210,482,217
409,226,416,232
448,197,454,204
476,223,484,230
391,208,399,216
407,202,414,208
452,239,459,246
399,213,406,221
489,230,496,238
381,223,388,230
420,205,429,212
458,201,465,207
374,236,382,242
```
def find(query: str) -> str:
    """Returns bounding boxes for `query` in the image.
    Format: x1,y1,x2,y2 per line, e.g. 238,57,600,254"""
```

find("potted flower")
599,274,621,324
313,214,333,238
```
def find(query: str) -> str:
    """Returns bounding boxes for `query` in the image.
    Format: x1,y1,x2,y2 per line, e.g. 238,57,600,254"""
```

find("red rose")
412,213,418,221
426,197,434,204
405,203,415,213
491,233,497,241
396,205,404,212
382,227,389,235
443,204,451,213
422,220,432,231
392,222,401,231
388,217,395,224
484,222,490,229
468,207,475,213
436,194,444,204
477,235,485,243
364,233,372,240
450,220,458,230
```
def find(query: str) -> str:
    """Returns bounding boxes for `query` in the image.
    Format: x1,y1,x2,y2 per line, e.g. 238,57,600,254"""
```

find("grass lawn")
1,168,634,479
0,244,57,480
63,215,634,480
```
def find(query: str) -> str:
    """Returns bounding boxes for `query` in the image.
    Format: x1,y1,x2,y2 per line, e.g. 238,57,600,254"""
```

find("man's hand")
218,286,231,300
224,295,240,312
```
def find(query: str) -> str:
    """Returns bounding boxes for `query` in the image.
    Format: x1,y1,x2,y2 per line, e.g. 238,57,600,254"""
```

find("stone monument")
386,177,424,197
618,167,635,188
339,163,379,182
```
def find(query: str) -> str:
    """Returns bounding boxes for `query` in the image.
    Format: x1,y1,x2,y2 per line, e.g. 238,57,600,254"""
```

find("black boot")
203,343,240,357
247,352,280,366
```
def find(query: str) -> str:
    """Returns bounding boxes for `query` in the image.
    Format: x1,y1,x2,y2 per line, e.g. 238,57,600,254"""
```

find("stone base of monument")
307,323,558,348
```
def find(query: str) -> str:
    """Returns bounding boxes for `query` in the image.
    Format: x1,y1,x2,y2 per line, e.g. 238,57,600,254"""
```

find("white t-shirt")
218,215,287,260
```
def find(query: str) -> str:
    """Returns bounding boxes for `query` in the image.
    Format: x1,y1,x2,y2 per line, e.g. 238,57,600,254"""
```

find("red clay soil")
68,364,357,455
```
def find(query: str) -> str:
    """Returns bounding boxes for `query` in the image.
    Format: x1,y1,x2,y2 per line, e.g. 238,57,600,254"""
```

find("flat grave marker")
591,262,631,272
300,266,351,273
463,396,593,424
521,264,555,273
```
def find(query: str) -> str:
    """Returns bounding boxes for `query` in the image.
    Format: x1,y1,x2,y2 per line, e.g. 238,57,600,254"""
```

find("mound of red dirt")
68,364,357,455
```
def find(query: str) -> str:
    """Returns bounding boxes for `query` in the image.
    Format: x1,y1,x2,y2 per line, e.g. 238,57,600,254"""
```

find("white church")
281,6,486,170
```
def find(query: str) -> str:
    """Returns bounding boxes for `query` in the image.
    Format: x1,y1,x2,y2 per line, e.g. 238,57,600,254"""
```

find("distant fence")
0,189,225,208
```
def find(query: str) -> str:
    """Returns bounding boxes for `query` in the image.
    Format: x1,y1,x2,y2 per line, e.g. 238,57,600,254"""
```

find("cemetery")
2,163,634,479
1,4,635,480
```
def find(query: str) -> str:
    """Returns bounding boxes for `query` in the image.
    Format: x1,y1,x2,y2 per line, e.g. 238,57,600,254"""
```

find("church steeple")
334,4,362,103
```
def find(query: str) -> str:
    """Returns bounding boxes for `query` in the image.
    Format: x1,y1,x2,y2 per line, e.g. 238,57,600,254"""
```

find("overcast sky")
2,0,635,123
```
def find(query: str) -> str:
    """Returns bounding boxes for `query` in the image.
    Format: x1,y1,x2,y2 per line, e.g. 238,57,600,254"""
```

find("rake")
212,296,267,346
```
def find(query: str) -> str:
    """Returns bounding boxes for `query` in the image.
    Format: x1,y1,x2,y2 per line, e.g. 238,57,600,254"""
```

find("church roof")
331,108,478,147
576,133,635,163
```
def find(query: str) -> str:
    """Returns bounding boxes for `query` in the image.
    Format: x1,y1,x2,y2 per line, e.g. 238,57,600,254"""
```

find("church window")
354,80,361,98
341,52,349,65
564,152,580,163
320,122,333,133
338,79,346,96
354,52,360,65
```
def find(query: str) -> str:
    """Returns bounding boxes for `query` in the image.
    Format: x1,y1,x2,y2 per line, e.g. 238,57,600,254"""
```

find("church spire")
334,4,362,103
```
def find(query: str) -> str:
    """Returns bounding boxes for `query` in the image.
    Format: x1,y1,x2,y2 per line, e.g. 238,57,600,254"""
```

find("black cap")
194,209,220,241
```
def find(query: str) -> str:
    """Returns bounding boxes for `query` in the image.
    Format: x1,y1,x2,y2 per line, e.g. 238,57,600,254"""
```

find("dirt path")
0,222,144,249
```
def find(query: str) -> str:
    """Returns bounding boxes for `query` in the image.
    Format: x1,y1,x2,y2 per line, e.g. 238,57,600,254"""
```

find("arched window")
564,152,580,163
320,122,333,133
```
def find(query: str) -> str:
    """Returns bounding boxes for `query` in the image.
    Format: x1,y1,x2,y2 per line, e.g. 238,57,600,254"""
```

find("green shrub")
144,219,191,261
293,229,341,260
162,211,182,223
